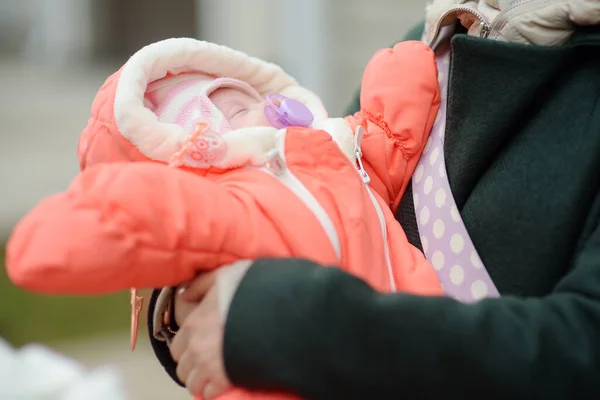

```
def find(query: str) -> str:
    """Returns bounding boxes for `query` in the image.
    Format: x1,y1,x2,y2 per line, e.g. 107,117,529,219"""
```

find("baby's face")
209,87,270,130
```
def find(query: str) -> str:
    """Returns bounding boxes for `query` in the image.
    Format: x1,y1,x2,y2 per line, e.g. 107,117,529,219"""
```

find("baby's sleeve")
345,41,440,212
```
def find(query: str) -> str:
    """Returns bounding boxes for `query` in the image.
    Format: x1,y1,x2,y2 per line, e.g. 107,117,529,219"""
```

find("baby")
6,38,442,400
144,74,275,133
147,76,311,323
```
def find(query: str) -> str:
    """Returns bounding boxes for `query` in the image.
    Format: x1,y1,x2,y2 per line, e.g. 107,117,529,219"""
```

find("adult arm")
223,229,600,399
221,21,600,399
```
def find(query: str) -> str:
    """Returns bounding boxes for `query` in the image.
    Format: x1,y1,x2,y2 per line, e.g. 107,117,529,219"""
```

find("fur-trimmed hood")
78,38,328,169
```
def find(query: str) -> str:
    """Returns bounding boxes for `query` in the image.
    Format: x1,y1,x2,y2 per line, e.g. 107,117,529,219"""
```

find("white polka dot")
432,251,445,270
471,251,483,269
415,165,424,183
435,188,446,208
429,147,440,165
420,206,430,225
414,192,419,208
450,234,465,254
471,280,489,300
424,137,432,153
421,236,429,253
434,109,442,126
424,176,433,195
440,84,448,102
442,54,450,67
438,71,446,85
439,162,446,178
450,265,465,285
450,205,460,222
433,219,445,239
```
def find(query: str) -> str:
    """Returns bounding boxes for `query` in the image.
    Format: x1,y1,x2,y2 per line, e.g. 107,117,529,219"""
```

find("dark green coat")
151,23,600,399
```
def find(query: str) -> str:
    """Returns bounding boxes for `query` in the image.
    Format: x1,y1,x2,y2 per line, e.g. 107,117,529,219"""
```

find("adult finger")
171,295,214,361
175,349,194,385
180,270,218,302
202,382,222,400
169,322,191,362
201,377,232,400
173,293,200,327
186,368,209,399
215,260,252,319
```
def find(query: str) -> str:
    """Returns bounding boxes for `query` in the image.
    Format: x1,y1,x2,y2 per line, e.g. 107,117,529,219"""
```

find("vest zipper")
429,5,492,47
487,0,554,39
430,0,556,46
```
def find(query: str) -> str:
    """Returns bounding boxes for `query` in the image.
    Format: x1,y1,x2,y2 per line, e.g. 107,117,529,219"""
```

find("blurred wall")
95,0,197,60
0,0,34,55
19,0,96,65
196,0,427,116
0,0,199,237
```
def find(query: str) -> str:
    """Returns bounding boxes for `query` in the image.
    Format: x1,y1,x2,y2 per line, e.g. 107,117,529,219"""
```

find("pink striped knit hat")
85,38,329,169
144,73,265,136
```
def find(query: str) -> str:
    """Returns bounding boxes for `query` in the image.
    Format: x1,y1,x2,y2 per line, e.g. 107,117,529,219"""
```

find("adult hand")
170,260,252,399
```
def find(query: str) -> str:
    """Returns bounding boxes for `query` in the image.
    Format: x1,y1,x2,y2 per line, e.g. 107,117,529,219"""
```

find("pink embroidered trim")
169,120,210,167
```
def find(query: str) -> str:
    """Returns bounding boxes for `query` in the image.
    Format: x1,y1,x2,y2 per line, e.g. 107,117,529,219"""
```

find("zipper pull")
353,126,371,184
429,5,492,46
479,24,491,38
265,148,286,176
129,288,143,351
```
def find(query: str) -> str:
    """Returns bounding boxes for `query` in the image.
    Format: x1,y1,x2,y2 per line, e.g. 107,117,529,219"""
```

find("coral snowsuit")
6,39,441,399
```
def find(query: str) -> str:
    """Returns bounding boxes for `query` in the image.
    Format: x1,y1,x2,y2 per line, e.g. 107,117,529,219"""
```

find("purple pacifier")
264,93,314,129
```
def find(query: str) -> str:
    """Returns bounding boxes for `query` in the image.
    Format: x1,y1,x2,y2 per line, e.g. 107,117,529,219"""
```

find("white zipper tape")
365,187,397,293
259,131,342,261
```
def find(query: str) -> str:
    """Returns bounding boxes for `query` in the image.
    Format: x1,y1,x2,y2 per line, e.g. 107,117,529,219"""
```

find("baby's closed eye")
229,106,248,119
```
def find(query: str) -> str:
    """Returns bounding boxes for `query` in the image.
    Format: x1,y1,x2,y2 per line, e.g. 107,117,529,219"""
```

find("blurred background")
0,0,425,398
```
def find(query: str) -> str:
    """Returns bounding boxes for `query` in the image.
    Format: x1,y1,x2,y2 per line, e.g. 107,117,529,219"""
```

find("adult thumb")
179,270,218,302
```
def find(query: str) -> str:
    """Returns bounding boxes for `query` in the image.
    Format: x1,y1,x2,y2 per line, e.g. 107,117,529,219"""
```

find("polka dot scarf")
412,32,500,302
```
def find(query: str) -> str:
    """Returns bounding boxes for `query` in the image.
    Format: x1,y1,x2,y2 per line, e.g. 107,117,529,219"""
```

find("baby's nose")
241,100,271,127
255,99,269,109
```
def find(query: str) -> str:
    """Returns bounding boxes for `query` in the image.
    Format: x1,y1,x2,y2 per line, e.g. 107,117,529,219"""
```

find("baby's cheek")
230,110,271,130
253,110,271,127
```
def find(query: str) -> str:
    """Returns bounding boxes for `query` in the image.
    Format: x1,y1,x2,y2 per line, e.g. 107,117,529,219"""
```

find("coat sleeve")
345,41,440,212
343,23,427,116
5,161,300,294
222,233,600,400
